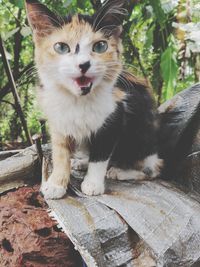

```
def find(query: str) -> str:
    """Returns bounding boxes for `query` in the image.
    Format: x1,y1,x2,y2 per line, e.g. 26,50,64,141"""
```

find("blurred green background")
0,0,200,148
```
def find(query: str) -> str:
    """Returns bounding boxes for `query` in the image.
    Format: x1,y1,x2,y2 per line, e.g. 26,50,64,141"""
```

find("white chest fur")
38,83,116,141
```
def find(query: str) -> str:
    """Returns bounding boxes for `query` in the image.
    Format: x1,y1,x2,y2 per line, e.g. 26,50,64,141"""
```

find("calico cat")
25,0,163,199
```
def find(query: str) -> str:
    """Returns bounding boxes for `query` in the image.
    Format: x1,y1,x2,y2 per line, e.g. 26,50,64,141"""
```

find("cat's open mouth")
74,76,93,96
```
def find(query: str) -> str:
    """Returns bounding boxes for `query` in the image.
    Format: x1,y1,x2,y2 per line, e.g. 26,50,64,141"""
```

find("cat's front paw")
81,178,105,196
41,176,67,200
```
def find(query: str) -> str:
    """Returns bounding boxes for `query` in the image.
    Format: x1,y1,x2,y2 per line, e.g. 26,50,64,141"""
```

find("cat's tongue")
75,76,93,95
75,76,92,87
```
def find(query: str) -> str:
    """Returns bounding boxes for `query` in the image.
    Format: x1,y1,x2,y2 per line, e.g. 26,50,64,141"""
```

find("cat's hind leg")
142,154,163,179
107,153,163,181
107,167,146,181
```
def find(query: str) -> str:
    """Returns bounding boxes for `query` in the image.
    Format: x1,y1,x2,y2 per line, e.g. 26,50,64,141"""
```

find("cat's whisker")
17,74,38,88
121,69,145,84
94,9,112,32
93,2,108,31
116,75,131,89
94,1,126,32
16,67,38,88
50,8,66,27
97,61,120,66
123,63,140,73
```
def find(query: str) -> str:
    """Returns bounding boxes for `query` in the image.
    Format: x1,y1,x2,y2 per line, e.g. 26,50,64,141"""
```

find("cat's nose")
79,61,91,74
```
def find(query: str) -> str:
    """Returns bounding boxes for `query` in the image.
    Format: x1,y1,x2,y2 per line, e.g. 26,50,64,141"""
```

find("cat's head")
26,0,127,96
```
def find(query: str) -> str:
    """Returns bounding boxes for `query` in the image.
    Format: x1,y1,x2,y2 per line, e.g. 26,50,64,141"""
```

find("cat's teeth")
80,82,93,96
80,82,92,89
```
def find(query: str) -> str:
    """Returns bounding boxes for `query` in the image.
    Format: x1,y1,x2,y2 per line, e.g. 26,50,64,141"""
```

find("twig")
1,100,16,109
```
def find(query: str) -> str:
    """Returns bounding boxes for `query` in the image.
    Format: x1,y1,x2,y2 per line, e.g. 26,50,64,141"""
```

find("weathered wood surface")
46,172,200,267
0,146,39,193
42,154,200,266
0,149,22,160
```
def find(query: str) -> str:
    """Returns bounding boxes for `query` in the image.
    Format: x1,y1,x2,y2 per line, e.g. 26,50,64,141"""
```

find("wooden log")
0,150,22,161
0,146,39,194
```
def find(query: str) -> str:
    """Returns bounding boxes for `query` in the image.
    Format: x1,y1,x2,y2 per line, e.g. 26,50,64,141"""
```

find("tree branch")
1,99,16,109
13,9,23,78
0,62,34,101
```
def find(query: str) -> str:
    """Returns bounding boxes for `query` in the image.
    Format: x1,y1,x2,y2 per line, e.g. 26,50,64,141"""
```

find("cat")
25,0,163,199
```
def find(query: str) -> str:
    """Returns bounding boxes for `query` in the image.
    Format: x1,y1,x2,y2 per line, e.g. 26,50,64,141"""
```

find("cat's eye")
54,42,70,54
93,41,108,54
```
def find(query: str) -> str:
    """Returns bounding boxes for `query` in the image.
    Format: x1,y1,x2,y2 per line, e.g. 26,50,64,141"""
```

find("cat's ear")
25,0,61,37
93,0,127,37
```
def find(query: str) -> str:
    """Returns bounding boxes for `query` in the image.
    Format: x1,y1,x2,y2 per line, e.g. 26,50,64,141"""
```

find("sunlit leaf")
160,0,179,13
20,26,32,37
10,0,24,9
150,0,166,26
63,0,73,8
3,27,20,41
145,24,155,49
161,39,178,99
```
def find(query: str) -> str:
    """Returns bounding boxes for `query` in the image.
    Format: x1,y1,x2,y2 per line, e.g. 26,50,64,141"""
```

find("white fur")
38,84,116,142
107,167,146,181
143,153,163,178
81,161,108,195
41,179,67,199
107,153,163,181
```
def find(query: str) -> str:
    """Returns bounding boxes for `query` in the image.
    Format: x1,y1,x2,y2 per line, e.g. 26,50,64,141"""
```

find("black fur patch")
89,73,158,169
64,15,72,24
78,14,94,25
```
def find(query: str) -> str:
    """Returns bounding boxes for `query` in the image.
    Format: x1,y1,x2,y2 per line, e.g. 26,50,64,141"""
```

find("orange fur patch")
113,87,126,102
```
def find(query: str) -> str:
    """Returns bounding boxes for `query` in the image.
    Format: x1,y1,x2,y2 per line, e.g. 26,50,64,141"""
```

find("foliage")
0,0,200,145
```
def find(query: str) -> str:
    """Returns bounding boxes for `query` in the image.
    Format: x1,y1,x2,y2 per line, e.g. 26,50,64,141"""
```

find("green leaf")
149,0,166,26
10,0,24,9
3,27,20,41
161,41,178,99
20,26,32,37
63,0,73,8
145,24,155,49
77,0,86,9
